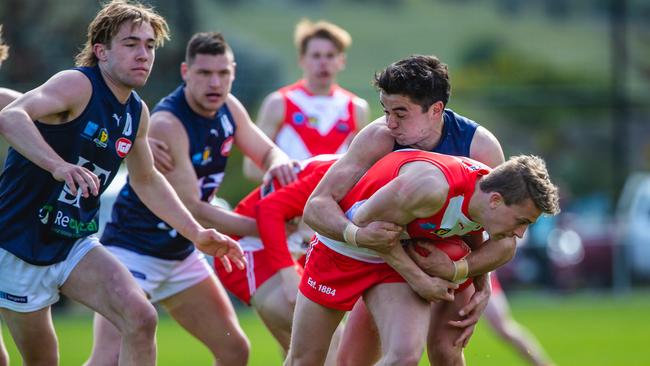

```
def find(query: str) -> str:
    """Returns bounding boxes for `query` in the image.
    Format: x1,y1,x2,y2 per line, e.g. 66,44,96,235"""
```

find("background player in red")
483,272,557,366
216,154,339,352
286,151,560,365
243,18,369,180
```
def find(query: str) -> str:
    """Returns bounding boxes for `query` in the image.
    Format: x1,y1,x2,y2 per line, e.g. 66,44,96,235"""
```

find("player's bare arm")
0,87,21,110
227,93,296,186
242,90,284,182
351,163,456,301
0,70,99,197
125,103,245,270
148,110,258,237
304,119,401,243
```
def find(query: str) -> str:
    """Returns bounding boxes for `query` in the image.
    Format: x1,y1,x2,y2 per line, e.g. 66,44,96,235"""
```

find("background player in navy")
0,2,243,366
87,32,296,366
304,55,514,365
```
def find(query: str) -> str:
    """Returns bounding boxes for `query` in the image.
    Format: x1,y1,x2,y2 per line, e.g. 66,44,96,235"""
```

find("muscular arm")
0,87,22,110
242,91,284,182
303,118,401,245
255,166,328,273
351,164,456,301
0,71,99,197
147,110,257,237
228,94,296,186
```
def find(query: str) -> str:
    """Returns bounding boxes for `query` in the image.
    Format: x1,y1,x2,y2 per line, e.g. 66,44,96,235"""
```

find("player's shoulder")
469,125,504,168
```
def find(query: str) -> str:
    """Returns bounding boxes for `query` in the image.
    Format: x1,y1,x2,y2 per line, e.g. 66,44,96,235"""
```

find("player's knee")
213,332,250,365
122,299,158,337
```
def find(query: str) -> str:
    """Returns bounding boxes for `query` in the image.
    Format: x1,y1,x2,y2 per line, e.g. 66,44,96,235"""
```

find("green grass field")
2,290,649,365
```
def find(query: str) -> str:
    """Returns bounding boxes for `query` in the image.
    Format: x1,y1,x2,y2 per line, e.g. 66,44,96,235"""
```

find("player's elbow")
303,197,320,228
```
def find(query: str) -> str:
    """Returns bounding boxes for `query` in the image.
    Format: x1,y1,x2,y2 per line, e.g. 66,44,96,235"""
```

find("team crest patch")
434,228,451,236
94,128,109,148
115,137,132,158
82,121,99,139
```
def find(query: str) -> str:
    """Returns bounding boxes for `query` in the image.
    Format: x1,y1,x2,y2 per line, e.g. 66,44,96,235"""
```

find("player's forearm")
243,156,264,183
195,203,258,237
0,109,66,173
380,245,430,288
131,170,204,242
466,237,516,277
303,195,348,242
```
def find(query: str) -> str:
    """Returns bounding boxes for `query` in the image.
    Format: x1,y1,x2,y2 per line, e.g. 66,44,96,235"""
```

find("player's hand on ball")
411,276,458,303
195,229,246,272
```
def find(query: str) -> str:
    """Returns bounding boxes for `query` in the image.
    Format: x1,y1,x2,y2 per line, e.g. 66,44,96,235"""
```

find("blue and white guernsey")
102,84,237,260
0,65,142,265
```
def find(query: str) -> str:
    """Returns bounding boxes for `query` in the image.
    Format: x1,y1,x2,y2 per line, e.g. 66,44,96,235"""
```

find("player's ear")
488,192,504,209
180,62,189,81
93,43,109,62
429,100,444,117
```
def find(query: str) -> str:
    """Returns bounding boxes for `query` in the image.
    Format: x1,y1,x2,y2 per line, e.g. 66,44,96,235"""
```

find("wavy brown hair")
294,18,351,55
75,0,169,67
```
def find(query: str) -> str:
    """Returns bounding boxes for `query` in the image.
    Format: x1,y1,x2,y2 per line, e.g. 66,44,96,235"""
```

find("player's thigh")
60,245,151,327
289,292,345,357
337,299,381,366
364,282,430,353
161,275,244,345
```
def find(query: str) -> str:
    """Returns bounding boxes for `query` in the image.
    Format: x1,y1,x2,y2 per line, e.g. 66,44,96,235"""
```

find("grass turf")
2,290,648,365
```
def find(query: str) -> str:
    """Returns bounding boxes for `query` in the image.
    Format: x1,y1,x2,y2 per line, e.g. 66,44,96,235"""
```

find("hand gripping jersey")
101,84,236,260
274,80,358,160
0,66,142,265
316,150,490,263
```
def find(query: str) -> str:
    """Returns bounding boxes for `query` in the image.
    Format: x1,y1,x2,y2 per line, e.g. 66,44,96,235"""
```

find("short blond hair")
75,0,169,67
480,155,561,215
294,18,351,55
0,25,9,64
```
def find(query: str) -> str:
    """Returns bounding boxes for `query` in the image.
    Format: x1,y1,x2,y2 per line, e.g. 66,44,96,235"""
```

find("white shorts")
0,236,100,312
106,246,212,303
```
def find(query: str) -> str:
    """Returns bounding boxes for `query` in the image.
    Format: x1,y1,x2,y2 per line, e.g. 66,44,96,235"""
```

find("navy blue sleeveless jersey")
102,85,237,260
393,109,478,156
0,66,142,265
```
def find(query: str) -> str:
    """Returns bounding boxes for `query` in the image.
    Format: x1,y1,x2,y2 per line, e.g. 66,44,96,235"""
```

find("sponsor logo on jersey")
38,204,54,224
50,210,99,238
292,112,305,125
418,222,438,233
82,121,99,139
0,291,27,304
220,136,234,156
94,128,109,148
336,122,350,133
115,137,132,158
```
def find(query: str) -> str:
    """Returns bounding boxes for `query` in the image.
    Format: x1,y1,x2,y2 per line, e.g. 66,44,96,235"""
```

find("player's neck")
98,65,133,104
303,78,334,96
467,179,485,223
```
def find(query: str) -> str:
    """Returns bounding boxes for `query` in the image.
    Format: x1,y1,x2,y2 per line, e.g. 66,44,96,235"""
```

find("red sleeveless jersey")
274,80,357,159
317,150,489,263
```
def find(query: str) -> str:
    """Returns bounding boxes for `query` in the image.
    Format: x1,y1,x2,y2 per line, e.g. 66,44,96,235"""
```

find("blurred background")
1,0,649,364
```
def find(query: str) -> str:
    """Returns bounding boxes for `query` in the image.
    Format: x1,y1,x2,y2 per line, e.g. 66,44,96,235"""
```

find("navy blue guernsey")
102,84,237,260
0,66,142,265
393,109,478,156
